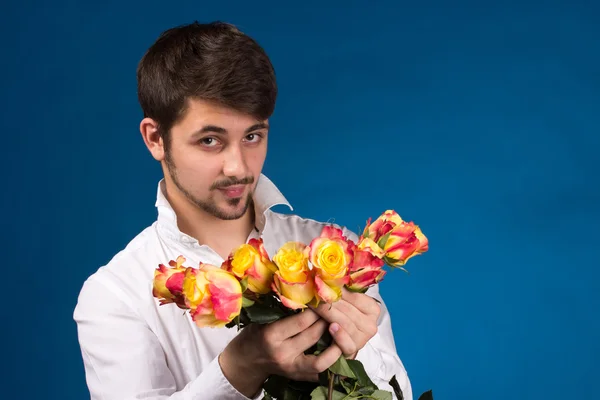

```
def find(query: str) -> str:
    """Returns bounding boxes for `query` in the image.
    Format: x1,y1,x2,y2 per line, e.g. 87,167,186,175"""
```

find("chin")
215,208,248,221
214,194,252,220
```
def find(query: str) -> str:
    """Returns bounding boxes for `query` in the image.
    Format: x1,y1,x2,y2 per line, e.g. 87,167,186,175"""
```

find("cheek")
246,147,267,174
169,146,221,185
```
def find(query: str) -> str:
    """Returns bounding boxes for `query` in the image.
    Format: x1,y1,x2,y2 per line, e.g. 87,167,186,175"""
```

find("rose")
362,210,403,243
382,222,429,267
307,226,354,303
362,210,429,267
181,263,243,328
271,241,316,310
223,238,278,294
347,245,386,291
153,255,188,309
355,236,385,259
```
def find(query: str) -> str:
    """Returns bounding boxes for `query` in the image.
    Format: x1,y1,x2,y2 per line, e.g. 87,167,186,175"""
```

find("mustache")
211,176,255,190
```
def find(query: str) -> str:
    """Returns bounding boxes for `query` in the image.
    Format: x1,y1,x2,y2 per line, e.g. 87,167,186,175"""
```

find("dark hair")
136,21,277,141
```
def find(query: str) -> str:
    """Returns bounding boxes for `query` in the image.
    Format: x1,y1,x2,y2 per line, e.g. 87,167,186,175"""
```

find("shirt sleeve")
342,227,413,400
73,275,261,400
353,283,413,400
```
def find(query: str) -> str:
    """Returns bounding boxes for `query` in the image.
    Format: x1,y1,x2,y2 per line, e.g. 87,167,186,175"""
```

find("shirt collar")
155,173,293,242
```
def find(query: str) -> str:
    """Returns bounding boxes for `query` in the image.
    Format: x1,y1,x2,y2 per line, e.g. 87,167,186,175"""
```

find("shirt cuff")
353,342,411,400
354,340,384,382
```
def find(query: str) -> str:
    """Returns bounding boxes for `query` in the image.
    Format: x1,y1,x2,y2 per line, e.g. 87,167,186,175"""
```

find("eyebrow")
192,122,269,137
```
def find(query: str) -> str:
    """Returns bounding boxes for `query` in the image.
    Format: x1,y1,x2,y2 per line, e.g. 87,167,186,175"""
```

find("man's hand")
219,309,343,397
310,287,381,359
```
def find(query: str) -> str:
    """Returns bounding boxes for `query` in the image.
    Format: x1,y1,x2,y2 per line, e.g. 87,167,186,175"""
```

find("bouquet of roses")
152,210,432,400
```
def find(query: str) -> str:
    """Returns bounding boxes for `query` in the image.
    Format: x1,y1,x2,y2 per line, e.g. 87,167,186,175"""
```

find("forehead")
175,98,267,133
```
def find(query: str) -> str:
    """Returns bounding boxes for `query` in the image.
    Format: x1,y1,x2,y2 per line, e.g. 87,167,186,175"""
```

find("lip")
217,185,246,198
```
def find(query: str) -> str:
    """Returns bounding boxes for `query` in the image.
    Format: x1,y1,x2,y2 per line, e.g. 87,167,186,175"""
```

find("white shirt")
73,174,413,400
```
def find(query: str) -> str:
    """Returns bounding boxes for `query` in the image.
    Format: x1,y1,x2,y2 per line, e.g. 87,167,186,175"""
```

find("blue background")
2,1,599,398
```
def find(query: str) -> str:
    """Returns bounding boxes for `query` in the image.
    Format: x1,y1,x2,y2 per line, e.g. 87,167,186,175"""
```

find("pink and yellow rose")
348,245,386,291
308,226,354,303
361,210,429,267
152,210,428,328
153,255,188,309
223,238,278,294
355,236,385,259
182,263,243,328
272,241,315,309
362,210,403,243
383,221,428,266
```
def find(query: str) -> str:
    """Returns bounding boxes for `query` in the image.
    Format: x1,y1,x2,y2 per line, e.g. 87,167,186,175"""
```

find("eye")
244,133,263,143
200,137,219,147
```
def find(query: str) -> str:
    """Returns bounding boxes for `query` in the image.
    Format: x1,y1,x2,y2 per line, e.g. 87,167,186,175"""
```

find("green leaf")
317,331,333,351
262,375,289,399
388,375,403,400
305,331,333,357
356,388,375,397
242,296,255,308
345,285,369,294
317,371,330,388
377,231,392,249
287,379,319,396
339,378,355,394
283,386,304,400
417,390,433,400
240,276,249,292
370,390,393,400
245,302,287,324
362,228,370,239
383,257,410,274
310,386,347,400
225,316,238,329
328,355,356,379
346,359,376,390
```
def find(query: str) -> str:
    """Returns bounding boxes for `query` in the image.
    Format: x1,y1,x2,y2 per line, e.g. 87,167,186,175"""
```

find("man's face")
161,98,269,220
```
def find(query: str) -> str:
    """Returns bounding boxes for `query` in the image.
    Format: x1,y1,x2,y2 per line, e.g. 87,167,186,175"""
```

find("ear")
140,118,165,161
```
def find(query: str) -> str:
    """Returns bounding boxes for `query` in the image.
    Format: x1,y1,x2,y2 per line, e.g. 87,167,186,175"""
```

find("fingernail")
330,323,339,334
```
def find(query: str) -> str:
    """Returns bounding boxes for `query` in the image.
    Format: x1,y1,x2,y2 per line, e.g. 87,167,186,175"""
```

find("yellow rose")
223,238,277,294
307,226,353,303
272,242,316,309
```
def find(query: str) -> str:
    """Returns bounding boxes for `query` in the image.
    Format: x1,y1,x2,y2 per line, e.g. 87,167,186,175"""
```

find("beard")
164,149,254,221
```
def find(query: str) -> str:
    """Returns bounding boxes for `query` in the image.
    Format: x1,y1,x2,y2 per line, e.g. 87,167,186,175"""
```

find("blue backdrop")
2,1,598,399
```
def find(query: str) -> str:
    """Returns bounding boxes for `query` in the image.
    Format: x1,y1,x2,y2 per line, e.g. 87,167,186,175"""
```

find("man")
73,21,412,400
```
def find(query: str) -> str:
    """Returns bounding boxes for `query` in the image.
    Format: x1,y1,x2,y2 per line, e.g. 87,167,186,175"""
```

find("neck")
164,183,257,259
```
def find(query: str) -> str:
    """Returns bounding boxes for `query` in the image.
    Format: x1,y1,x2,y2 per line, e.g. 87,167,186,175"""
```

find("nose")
222,144,249,179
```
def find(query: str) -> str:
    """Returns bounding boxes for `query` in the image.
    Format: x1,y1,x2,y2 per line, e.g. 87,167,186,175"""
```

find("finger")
331,299,364,321
286,318,328,354
272,309,320,340
342,288,381,316
313,300,377,342
335,300,378,338
297,342,343,376
311,301,360,336
329,323,357,358
334,299,379,338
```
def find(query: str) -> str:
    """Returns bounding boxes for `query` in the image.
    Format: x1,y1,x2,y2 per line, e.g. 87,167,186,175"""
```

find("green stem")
328,371,335,400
